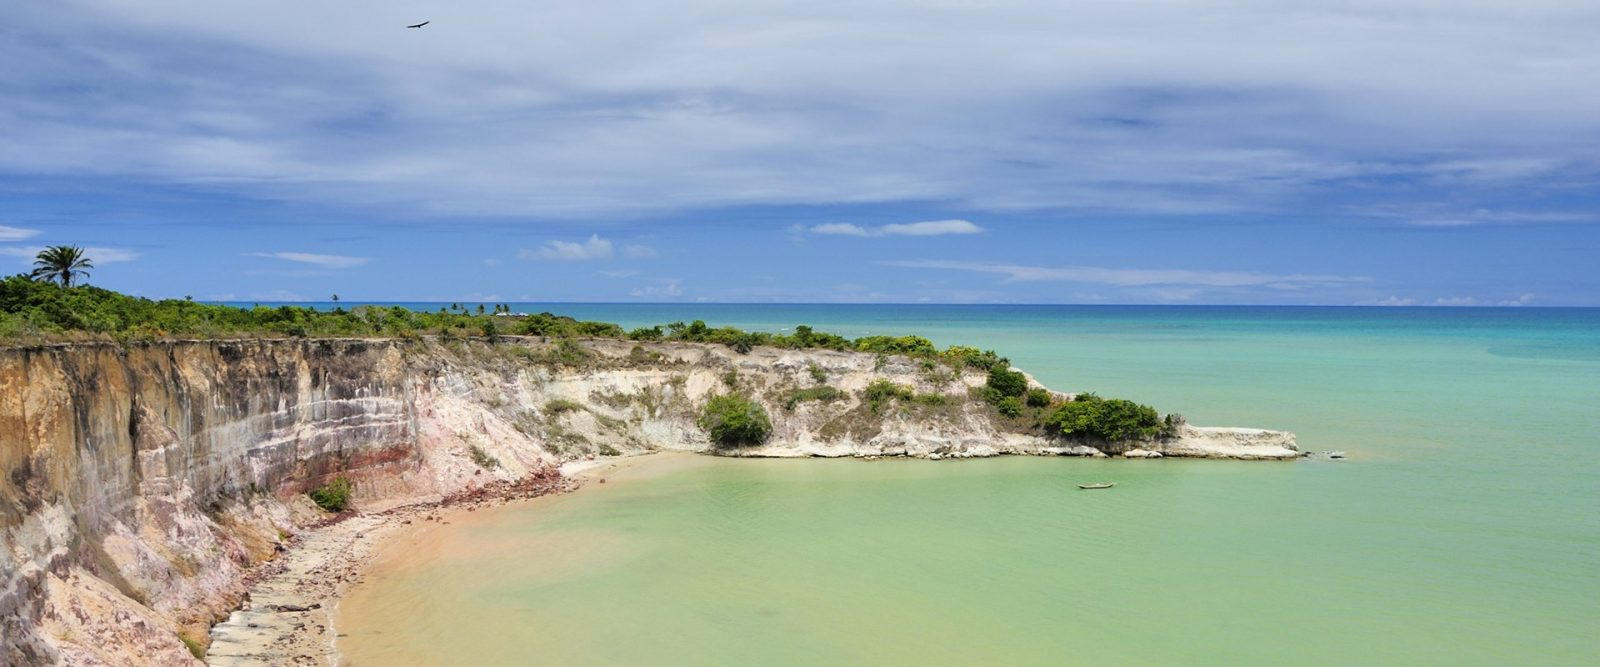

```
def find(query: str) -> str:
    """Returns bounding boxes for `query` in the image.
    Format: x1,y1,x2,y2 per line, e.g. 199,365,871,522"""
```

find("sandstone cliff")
0,337,1296,664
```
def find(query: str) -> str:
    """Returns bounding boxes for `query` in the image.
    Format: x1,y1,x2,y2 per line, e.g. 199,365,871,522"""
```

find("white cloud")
598,270,639,279
0,225,41,241
1369,296,1419,306
248,251,369,269
0,246,140,263
629,279,683,298
809,223,872,237
519,235,613,261
885,260,1367,288
806,220,985,237
1498,292,1537,306
879,220,985,236
12,2,1595,219
622,244,658,258
1434,296,1479,306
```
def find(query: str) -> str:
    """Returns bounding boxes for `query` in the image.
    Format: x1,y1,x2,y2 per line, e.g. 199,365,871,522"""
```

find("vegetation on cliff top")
3,273,1176,444
0,276,1007,370
1042,394,1166,442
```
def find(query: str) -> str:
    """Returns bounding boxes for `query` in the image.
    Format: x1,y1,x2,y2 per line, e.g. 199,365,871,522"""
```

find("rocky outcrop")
0,336,1296,664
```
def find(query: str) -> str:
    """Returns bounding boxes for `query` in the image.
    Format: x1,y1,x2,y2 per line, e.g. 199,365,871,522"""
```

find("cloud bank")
5,1,1596,220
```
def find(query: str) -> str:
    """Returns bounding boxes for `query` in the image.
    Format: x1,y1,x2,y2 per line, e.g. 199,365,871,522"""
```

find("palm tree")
31,246,93,287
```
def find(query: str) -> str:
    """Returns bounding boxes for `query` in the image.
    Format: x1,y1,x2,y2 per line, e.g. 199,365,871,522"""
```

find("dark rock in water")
1328,451,1347,459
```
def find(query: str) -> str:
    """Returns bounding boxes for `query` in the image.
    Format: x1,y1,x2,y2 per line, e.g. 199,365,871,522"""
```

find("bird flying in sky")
406,20,429,29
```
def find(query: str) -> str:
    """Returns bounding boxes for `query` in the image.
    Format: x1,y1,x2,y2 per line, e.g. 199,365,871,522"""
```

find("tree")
31,246,93,287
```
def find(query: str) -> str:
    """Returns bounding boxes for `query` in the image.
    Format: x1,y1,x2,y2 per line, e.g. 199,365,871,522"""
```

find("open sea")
314,304,1599,665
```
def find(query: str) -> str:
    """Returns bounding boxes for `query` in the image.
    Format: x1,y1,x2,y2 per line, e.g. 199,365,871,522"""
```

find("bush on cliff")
698,394,772,447
855,335,938,357
864,379,915,413
0,277,1019,378
1025,387,1052,407
784,385,847,411
309,477,353,512
1043,395,1162,442
985,364,1028,399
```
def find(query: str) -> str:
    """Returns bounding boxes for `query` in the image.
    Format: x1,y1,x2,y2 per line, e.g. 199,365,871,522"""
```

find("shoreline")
209,447,1313,664
205,454,683,666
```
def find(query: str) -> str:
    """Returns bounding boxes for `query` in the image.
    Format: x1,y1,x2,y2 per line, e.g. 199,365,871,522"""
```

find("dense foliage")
985,363,1028,397
1025,387,1052,407
1043,395,1163,442
308,477,353,512
0,275,505,340
0,278,1016,377
698,394,773,447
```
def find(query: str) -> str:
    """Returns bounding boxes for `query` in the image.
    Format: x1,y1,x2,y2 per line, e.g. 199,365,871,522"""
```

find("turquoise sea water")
336,306,1600,665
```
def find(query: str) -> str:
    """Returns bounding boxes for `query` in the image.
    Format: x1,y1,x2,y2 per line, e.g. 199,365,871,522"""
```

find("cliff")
0,337,1296,664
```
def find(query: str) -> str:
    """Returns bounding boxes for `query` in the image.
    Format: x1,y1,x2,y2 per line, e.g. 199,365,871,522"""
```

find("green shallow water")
338,307,1600,665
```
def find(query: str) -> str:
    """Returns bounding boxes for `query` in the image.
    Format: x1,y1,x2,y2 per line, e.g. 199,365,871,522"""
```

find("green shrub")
309,477,353,512
856,335,938,356
1025,388,1052,407
783,385,847,411
807,362,828,384
864,379,915,413
996,396,1023,417
698,394,772,447
544,398,583,414
986,364,1028,398
943,345,1008,370
1043,395,1162,442
628,326,663,341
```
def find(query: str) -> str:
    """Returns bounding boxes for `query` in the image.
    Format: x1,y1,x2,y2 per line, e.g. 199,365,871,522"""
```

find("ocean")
324,305,1599,665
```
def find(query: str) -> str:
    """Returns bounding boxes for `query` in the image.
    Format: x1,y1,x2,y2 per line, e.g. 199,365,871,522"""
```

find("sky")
3,1,1598,305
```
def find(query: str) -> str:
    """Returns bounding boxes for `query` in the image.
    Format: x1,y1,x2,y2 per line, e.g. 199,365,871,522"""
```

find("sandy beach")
205,454,707,666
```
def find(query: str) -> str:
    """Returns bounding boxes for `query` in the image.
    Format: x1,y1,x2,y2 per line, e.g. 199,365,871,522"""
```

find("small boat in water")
1077,482,1116,490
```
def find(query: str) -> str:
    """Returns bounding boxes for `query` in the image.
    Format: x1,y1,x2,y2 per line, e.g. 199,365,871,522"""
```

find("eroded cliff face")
0,337,1296,665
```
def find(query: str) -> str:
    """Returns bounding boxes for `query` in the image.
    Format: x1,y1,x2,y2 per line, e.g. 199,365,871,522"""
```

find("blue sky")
4,1,1598,304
